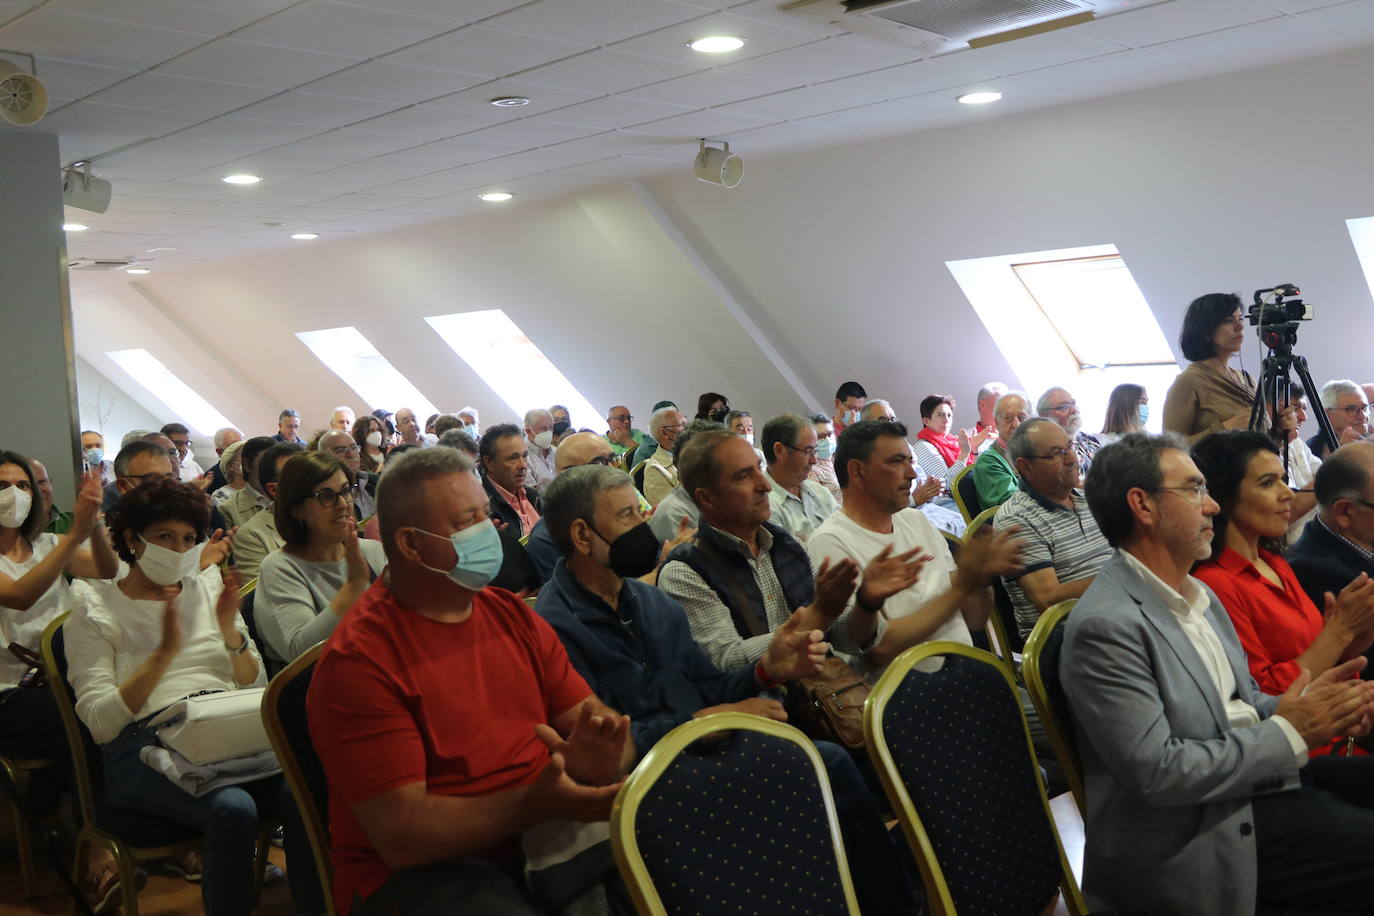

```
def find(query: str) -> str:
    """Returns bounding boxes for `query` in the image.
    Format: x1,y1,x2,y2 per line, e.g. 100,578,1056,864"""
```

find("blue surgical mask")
815,438,834,461
84,447,104,466
463,423,478,438
1138,404,1150,426
414,518,503,591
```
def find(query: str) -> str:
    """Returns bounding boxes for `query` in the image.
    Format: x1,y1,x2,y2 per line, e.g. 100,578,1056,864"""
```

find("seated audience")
631,401,677,469
972,390,1030,511
424,413,439,436
203,427,243,493
257,453,386,668
66,477,321,916
522,408,557,495
1162,292,1256,443
353,416,388,475
210,438,247,506
535,465,922,916
145,433,183,481
974,382,1007,436
1098,383,1149,445
695,391,729,423
724,409,753,446
395,408,434,448
912,394,990,488
832,380,867,435
233,442,301,581
318,429,377,521
307,447,631,915
858,398,965,534
549,404,571,428
806,413,842,506
859,398,897,424
0,458,114,814
275,408,307,446
220,436,275,529
479,424,542,538
1311,379,1369,460
456,406,480,437
331,406,356,432
432,414,464,437
762,413,838,542
646,419,720,543
658,429,873,672
1037,386,1101,475
524,432,618,581
807,421,1023,678
435,428,478,456
1290,442,1374,612
1280,385,1321,537
1192,431,1374,701
1062,431,1374,915
104,439,177,513
29,458,72,535
602,405,644,460
641,406,687,507
162,423,203,480
82,429,115,484
992,419,1112,638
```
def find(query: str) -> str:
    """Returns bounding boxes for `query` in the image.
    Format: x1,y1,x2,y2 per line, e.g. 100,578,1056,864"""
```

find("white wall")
74,354,165,451
69,43,1374,443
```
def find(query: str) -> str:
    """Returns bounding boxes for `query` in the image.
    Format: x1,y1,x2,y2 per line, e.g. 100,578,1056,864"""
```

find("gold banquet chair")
1022,599,1086,812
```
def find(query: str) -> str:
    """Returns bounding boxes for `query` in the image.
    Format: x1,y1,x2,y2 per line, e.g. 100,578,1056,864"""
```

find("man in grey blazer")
1062,432,1374,915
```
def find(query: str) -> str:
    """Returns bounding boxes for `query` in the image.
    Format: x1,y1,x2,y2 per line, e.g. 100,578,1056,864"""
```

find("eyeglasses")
1336,404,1370,416
1046,401,1077,412
1157,483,1210,503
306,486,356,508
1026,447,1072,462
784,443,819,459
608,414,632,423
661,423,685,434
329,444,361,456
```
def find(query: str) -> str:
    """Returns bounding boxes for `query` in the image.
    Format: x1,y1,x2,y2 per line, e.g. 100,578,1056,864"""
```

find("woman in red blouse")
1192,430,1374,700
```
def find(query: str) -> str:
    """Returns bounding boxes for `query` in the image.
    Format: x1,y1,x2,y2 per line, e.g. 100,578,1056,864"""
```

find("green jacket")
972,442,1018,511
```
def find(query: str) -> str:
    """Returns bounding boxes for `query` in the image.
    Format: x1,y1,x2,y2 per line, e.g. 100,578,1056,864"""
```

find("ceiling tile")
1074,0,1278,47
509,49,702,94
168,117,325,157
1147,15,1338,63
608,12,820,66
543,130,686,158
335,0,527,24
1254,0,1347,11
86,73,276,116
482,0,706,46
231,0,457,57
533,94,695,128
258,204,375,220
422,81,603,118
621,107,776,139
39,100,203,143
705,0,849,37
233,90,398,128
908,76,1067,112
309,192,423,210
296,60,485,103
47,0,298,34
384,24,590,75
218,129,429,171
155,39,363,88
1015,48,1194,91
716,81,865,120
618,67,793,106
723,118,852,151
32,57,137,100
381,191,493,214
721,36,921,84
1298,0,1374,37
796,95,958,134
363,165,498,196
936,30,1128,76
817,58,998,106
349,106,504,141
380,133,530,165
457,118,603,148
0,9,211,69
553,155,669,180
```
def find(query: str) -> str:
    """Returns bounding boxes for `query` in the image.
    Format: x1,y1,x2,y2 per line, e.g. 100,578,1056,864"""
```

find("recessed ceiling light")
957,90,1003,105
489,96,530,107
126,267,151,275
291,232,319,240
688,35,745,53
62,223,88,231
479,192,514,202
222,173,261,185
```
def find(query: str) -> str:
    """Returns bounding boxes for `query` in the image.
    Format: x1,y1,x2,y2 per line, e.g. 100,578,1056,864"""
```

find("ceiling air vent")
68,258,134,271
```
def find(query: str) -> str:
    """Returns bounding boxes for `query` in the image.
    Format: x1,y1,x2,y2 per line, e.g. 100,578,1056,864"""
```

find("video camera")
1248,283,1312,351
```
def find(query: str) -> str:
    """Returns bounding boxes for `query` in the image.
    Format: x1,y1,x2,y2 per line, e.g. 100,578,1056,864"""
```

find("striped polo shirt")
993,482,1112,637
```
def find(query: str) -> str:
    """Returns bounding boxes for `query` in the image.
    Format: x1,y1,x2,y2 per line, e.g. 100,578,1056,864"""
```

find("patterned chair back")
610,713,860,916
864,642,1085,916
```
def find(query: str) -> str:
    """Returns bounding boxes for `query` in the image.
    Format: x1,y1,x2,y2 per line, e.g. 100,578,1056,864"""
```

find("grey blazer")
1061,551,1302,916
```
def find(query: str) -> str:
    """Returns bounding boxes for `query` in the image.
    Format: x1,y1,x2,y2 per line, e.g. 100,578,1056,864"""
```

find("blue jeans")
102,717,325,916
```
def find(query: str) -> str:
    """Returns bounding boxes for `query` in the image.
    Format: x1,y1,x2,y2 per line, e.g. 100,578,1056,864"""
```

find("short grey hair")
437,429,478,455
995,391,1030,417
977,382,1008,402
1035,387,1071,416
377,446,477,557
649,406,678,438
523,407,552,428
1084,431,1187,547
279,408,300,421
213,427,241,450
542,465,635,556
121,429,153,448
859,399,892,421
1321,379,1364,410
1007,417,1058,465
673,419,725,465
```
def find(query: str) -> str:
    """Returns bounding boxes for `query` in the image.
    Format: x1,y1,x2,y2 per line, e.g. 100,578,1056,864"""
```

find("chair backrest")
962,508,1025,656
261,642,334,916
952,464,982,523
611,712,861,916
1022,600,1085,812
39,613,101,828
864,641,1085,916
630,460,647,495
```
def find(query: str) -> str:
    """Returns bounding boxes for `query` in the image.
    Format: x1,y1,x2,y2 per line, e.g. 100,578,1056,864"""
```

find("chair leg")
69,832,90,916
253,826,270,904
107,841,141,916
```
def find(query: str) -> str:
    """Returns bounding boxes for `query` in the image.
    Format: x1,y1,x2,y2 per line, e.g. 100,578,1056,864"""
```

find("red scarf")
917,427,962,468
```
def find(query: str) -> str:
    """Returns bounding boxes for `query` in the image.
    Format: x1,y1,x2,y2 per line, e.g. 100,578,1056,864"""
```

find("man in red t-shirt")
308,448,633,916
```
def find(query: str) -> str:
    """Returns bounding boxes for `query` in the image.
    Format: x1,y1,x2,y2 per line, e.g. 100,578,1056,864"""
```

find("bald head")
555,431,614,472
994,392,1031,446
318,429,362,474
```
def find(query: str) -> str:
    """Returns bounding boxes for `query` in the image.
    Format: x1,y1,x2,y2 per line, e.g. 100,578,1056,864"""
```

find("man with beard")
1037,386,1101,476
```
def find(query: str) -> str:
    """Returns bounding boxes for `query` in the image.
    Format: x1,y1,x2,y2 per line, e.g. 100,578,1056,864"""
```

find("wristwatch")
225,633,250,655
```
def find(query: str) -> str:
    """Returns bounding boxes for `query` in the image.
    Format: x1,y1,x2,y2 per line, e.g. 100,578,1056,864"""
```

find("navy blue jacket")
524,518,558,584
535,559,759,759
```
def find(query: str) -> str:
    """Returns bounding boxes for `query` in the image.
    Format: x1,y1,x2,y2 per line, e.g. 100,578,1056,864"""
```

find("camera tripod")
1248,339,1338,473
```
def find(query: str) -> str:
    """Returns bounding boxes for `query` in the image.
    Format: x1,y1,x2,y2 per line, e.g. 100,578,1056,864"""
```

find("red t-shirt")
307,579,591,912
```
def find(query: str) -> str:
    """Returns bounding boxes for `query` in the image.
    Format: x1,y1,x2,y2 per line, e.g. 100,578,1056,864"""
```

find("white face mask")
0,486,31,529
137,536,201,586
743,432,755,446
366,431,383,447
532,430,554,450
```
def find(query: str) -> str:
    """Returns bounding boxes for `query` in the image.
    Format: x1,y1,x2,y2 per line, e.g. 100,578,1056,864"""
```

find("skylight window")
946,244,1178,430
295,326,438,418
425,310,603,432
105,348,236,435
1346,216,1374,304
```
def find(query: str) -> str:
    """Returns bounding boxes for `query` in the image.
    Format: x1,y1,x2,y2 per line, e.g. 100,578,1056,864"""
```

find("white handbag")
149,688,271,765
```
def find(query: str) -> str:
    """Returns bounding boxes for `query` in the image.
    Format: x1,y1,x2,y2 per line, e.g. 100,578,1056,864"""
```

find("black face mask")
593,521,661,579
709,407,729,422
552,420,571,437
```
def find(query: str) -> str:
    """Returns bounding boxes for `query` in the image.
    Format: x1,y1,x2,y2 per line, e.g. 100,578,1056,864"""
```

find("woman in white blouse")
66,477,322,916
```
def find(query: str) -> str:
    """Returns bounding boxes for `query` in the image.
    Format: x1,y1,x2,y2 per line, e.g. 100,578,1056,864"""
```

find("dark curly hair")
107,476,211,564
1191,429,1284,562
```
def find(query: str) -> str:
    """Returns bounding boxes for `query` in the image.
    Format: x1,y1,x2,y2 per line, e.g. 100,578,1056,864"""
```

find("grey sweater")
255,540,387,664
